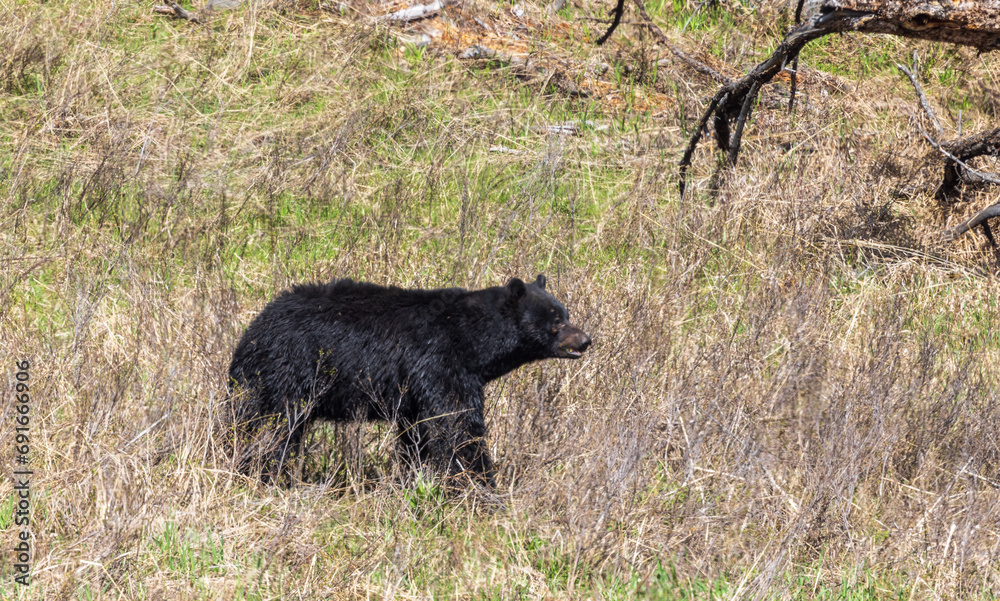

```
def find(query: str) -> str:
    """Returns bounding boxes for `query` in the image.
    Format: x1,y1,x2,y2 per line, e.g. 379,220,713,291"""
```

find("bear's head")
507,275,592,360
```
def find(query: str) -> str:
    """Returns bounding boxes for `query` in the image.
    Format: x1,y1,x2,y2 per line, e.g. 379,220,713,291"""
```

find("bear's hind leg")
257,394,315,484
261,423,307,483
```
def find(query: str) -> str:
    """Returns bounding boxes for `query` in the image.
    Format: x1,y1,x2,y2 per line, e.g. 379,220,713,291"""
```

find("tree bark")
819,0,1000,52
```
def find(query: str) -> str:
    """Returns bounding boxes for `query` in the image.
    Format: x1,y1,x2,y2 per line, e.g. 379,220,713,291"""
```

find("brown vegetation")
1,0,1000,598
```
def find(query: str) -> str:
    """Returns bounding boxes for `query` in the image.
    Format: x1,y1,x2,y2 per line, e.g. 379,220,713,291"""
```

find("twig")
896,63,944,140
153,2,202,23
630,0,732,84
119,411,172,451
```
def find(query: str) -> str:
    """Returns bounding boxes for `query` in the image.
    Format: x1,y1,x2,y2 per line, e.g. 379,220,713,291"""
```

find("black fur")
227,275,591,485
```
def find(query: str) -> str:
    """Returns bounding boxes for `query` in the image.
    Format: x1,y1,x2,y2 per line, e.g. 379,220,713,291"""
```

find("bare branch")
596,0,627,45
629,0,732,83
942,128,1000,168
914,125,1000,200
659,46,732,84
679,90,726,202
728,80,762,166
788,0,807,112
896,63,944,140
945,202,1000,245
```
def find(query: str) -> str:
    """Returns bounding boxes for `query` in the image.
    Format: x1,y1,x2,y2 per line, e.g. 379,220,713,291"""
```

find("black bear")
227,274,591,485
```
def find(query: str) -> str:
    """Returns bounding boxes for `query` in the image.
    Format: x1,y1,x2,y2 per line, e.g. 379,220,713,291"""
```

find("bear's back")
280,279,460,317
239,279,470,366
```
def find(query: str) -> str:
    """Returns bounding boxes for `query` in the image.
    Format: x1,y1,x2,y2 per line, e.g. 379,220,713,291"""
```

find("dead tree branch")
898,73,1000,247
788,0,806,112
676,0,1000,200
912,122,1000,248
596,0,627,45
897,60,1000,220
153,2,202,23
678,22,827,199
945,202,1000,247
913,122,1000,199
630,0,732,83
896,63,944,139
938,128,1000,200
659,46,732,84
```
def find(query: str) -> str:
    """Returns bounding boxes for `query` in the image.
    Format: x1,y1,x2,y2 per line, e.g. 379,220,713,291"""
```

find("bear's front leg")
448,411,495,487
399,387,495,486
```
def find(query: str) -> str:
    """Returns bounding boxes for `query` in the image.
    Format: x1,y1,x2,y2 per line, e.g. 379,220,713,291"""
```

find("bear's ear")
506,278,526,298
534,274,546,289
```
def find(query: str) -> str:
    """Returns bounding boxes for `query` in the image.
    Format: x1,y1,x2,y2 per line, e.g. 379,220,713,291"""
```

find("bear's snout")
556,326,592,359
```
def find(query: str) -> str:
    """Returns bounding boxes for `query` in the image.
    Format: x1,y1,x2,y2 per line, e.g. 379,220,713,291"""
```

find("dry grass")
2,0,1000,598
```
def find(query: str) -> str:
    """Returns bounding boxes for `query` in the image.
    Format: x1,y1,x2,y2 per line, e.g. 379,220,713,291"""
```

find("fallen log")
673,0,1000,200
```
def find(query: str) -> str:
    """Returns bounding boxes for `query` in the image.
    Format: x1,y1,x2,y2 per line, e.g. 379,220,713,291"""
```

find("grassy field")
2,0,1000,598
